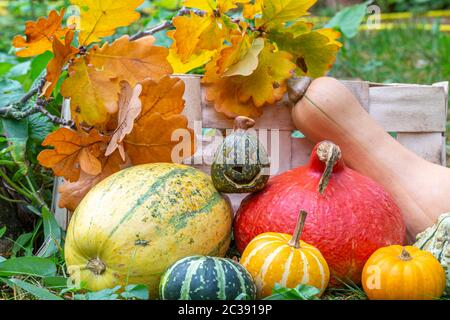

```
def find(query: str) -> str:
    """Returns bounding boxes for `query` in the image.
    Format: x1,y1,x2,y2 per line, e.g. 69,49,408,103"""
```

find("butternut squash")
289,76,450,241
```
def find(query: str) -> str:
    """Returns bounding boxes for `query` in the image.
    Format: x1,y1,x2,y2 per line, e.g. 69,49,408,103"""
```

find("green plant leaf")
1,118,29,168
2,278,63,300
28,112,55,145
75,286,122,300
43,276,69,289
325,1,371,38
121,284,149,300
11,232,34,257
0,256,57,277
0,226,6,238
263,284,321,300
0,78,23,107
30,51,53,80
36,207,62,258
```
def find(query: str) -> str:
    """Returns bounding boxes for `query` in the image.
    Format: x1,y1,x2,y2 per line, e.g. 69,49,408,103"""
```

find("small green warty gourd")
211,116,270,193
414,212,450,293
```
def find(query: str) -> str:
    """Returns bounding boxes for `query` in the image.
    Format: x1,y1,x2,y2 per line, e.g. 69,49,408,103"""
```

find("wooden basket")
52,75,449,229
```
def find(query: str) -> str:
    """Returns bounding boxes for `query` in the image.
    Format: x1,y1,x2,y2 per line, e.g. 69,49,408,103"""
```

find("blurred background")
1,0,448,84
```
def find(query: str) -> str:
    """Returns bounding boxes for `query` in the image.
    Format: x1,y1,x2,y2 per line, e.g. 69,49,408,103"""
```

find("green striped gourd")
65,163,233,298
414,212,450,293
159,256,256,300
211,116,270,193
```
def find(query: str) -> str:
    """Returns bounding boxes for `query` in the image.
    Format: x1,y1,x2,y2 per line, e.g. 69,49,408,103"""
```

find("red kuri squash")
234,141,406,284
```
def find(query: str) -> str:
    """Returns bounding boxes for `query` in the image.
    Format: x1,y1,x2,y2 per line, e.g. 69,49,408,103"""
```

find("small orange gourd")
362,245,446,300
240,210,330,298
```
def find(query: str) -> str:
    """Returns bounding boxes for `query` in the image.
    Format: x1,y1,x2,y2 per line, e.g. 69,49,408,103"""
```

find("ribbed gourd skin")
240,232,330,298
65,163,233,298
159,256,256,300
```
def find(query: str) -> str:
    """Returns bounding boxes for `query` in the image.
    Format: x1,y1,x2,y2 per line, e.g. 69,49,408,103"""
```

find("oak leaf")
70,0,143,45
167,46,215,73
60,57,120,126
122,76,194,164
203,40,296,117
184,0,249,14
270,27,341,78
258,0,317,30
43,30,79,99
105,81,142,160
58,150,125,211
139,76,186,117
88,35,172,85
37,127,108,182
243,0,263,19
124,113,195,165
220,36,264,77
12,9,68,57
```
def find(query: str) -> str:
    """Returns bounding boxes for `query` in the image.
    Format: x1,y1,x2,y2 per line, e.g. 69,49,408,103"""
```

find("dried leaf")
89,35,172,85
122,76,194,164
70,0,143,45
58,150,125,211
105,81,142,160
12,9,68,57
124,113,195,164
37,127,108,182
60,57,120,126
139,76,186,117
43,30,79,99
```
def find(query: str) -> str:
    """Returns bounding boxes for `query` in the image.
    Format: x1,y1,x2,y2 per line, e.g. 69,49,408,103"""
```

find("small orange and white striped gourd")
240,210,330,298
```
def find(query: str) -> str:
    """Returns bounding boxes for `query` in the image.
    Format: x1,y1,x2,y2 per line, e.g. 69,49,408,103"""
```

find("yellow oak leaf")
124,113,195,165
243,0,263,19
60,57,120,126
43,30,79,99
70,0,143,45
12,9,68,57
184,0,249,14
105,81,142,160
37,127,108,182
270,27,341,78
171,13,212,63
258,0,317,30
203,40,296,117
88,35,172,85
167,47,215,73
58,150,125,211
220,36,264,77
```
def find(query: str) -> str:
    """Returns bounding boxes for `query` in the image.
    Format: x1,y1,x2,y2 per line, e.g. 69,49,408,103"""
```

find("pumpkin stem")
287,76,312,104
234,116,255,130
288,210,308,249
87,258,106,275
399,247,413,261
316,141,342,194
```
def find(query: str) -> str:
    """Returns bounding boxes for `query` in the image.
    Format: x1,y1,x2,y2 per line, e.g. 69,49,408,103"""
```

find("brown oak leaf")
88,35,172,86
58,150,125,211
37,127,108,182
42,30,79,99
13,9,68,57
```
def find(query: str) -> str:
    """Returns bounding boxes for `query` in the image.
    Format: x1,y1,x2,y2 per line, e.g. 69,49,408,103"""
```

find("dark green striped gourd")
159,256,256,300
211,116,270,193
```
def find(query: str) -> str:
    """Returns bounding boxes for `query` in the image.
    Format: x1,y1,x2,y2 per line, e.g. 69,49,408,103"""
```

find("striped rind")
64,163,233,297
159,256,257,300
240,232,330,298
